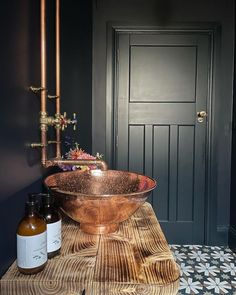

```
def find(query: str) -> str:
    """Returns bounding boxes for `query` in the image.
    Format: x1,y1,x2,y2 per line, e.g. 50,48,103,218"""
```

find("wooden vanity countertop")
0,202,180,295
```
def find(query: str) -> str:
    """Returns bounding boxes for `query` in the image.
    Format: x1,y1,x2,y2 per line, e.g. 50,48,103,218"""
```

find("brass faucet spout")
44,158,108,171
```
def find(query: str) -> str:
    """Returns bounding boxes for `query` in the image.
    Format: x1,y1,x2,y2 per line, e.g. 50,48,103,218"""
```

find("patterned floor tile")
170,245,236,294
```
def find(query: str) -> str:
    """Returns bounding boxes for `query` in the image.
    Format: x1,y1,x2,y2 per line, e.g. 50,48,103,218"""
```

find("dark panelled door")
115,31,210,244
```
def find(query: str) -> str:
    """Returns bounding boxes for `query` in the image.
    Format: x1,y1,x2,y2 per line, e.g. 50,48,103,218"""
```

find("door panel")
115,31,210,243
153,125,170,221
128,125,144,174
177,126,195,222
129,103,195,124
130,46,197,102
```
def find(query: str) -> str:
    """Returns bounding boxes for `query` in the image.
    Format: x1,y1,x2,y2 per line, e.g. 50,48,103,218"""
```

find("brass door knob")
197,111,207,123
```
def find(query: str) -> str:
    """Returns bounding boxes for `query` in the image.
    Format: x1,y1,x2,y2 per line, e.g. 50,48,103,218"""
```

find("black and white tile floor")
170,245,236,294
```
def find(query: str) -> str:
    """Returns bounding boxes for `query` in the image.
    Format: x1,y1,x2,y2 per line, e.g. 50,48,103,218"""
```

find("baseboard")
216,225,229,246
229,226,236,253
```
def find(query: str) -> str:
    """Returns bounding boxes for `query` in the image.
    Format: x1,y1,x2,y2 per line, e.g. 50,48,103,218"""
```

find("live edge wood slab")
0,203,180,295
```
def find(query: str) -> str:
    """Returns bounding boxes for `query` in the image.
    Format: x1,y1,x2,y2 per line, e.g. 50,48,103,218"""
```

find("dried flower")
59,141,102,171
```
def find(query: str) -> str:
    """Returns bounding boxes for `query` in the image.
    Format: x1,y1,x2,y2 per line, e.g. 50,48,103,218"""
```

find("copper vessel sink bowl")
44,169,156,234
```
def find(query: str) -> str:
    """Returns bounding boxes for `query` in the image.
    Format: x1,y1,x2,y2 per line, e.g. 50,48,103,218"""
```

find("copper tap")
45,158,108,171
59,112,77,131
39,112,77,131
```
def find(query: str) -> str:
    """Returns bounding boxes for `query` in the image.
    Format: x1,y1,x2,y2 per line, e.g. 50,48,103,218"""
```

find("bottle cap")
25,200,38,211
41,193,54,205
28,193,39,202
28,193,40,210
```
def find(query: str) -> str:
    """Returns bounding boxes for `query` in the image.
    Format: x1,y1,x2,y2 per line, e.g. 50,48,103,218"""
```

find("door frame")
103,22,221,244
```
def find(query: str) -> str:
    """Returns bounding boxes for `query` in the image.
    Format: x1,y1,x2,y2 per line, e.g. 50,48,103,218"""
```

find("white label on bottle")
47,220,61,253
17,231,47,269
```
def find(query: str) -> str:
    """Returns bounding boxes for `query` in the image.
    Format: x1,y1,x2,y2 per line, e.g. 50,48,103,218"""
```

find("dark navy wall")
0,0,92,277
230,94,236,250
61,0,92,153
0,0,42,277
229,14,236,250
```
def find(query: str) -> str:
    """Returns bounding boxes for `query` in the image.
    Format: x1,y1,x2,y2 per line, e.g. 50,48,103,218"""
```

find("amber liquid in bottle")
17,201,47,274
40,194,61,258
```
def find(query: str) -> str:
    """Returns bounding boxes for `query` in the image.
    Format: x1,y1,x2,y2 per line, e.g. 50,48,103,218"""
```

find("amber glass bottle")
17,201,47,274
40,193,61,258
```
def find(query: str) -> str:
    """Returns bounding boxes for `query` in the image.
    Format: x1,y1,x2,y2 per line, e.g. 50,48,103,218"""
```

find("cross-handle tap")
60,112,77,131
39,112,77,131
71,113,77,131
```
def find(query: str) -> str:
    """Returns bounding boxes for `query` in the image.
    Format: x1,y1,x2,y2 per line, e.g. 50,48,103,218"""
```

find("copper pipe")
56,129,61,158
41,130,47,165
45,159,108,171
55,0,61,158
56,0,60,111
41,0,47,165
41,0,47,113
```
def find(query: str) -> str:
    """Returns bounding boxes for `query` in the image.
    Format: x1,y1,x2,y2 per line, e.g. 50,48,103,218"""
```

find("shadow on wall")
0,179,42,277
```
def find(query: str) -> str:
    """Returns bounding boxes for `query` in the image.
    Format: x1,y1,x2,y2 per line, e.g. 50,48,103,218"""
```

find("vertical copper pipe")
56,0,61,158
41,0,47,165
41,0,47,113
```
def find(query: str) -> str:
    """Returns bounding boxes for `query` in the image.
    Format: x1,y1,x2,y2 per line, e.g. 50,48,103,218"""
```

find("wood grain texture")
0,203,180,295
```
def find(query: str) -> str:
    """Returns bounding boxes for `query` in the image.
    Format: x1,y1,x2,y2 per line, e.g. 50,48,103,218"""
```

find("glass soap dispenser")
40,193,61,258
17,200,47,274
